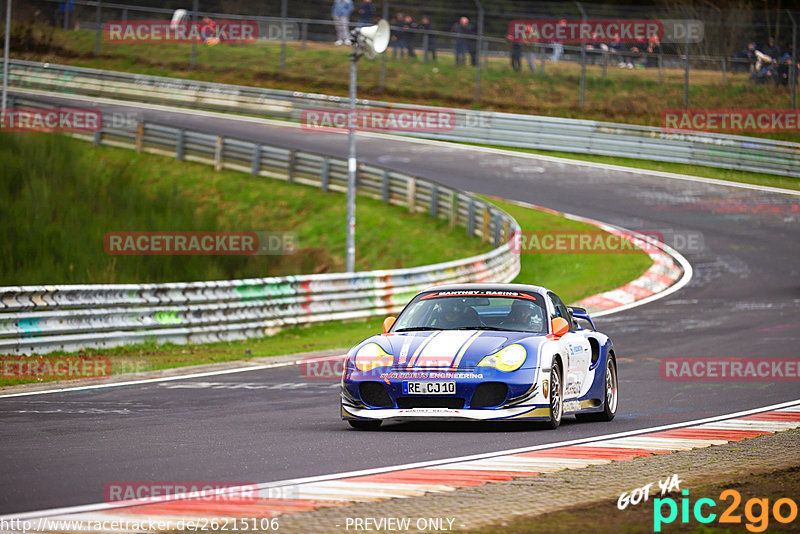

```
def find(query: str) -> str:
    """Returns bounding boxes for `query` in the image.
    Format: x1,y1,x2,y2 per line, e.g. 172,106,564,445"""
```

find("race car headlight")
354,343,393,372
477,344,527,372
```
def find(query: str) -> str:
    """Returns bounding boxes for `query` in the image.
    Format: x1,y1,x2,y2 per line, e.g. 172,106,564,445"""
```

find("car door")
548,292,591,399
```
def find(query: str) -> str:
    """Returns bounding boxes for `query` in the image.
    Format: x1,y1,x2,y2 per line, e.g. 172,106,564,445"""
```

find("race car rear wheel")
540,361,563,429
348,420,382,430
577,356,617,422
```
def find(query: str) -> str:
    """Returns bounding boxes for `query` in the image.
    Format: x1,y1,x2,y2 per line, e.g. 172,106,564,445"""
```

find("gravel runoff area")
275,428,800,534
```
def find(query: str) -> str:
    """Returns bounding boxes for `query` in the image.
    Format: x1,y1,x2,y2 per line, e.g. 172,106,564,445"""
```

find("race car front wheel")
540,361,563,429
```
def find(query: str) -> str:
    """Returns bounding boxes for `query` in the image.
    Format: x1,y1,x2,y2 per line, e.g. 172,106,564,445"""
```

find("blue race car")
341,283,618,429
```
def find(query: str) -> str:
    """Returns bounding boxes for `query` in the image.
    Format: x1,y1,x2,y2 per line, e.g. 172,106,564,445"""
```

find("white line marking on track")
0,362,296,399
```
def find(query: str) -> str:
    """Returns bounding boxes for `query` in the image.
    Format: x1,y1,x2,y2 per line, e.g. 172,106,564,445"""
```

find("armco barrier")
6,60,800,177
0,98,520,355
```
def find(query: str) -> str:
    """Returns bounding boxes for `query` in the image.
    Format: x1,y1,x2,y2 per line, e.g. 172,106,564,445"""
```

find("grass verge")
461,465,800,533
0,132,489,285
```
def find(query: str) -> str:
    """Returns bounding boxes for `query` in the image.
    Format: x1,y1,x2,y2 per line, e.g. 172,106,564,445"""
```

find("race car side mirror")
550,317,569,338
383,316,396,333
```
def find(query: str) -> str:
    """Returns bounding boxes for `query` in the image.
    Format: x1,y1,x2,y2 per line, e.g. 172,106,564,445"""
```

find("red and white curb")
5,401,799,532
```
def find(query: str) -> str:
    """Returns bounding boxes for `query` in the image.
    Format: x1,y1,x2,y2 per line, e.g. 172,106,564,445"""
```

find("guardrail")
0,97,520,355
6,60,799,177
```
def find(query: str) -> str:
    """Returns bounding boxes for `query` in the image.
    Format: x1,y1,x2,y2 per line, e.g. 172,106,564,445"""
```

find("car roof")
418,283,549,295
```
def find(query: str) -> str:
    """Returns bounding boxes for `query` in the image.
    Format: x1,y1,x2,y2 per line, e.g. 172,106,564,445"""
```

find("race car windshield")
392,292,547,334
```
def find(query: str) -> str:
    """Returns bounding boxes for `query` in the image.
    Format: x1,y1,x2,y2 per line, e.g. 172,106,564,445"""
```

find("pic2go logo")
654,489,798,532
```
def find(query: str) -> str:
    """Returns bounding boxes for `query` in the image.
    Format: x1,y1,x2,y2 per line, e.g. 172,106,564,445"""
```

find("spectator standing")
391,12,405,58
332,0,353,46
507,33,522,71
451,16,475,66
777,54,795,86
402,14,417,59
763,37,781,62
549,18,566,62
419,16,437,62
524,43,537,73
356,0,375,26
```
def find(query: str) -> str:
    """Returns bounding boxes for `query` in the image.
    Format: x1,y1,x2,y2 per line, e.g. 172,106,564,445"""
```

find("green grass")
0,194,652,387
0,132,490,285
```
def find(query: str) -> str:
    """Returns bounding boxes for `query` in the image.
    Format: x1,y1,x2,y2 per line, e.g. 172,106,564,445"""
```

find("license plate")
403,381,456,395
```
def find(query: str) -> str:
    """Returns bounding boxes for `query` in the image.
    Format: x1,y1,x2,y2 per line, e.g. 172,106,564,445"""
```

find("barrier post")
407,177,416,213
381,170,390,203
135,121,144,152
321,157,330,191
214,136,224,171
481,206,490,242
251,144,261,175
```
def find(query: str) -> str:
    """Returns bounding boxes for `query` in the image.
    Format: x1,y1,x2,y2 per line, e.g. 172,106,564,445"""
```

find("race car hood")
365,329,543,369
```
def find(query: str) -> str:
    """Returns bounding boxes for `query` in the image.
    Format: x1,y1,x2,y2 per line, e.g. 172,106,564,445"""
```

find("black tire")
576,357,617,422
348,419,382,430
540,361,563,429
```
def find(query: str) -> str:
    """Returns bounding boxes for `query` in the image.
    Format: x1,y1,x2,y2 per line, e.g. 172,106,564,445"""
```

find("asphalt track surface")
2,94,799,515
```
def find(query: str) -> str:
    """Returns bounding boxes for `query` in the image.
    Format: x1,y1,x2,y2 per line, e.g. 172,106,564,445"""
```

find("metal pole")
576,2,587,111
601,48,607,80
681,6,689,110
379,0,388,92
789,10,797,110
279,0,287,75
378,0,389,93
190,0,198,68
63,0,69,31
346,50,358,273
473,0,483,105
1,0,10,117
658,53,662,84
94,0,102,56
